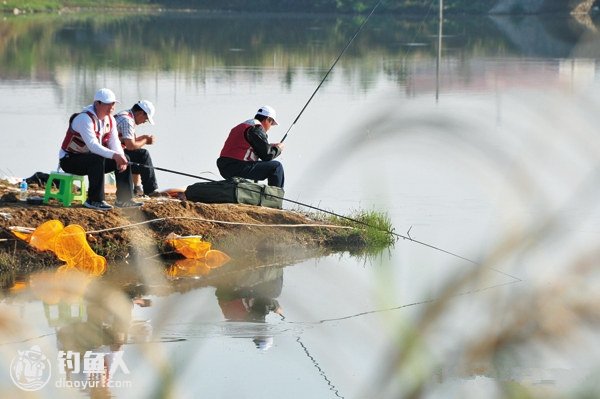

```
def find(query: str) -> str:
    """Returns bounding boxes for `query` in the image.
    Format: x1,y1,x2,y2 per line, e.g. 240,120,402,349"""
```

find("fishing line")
132,162,389,229
296,336,345,399
280,0,384,143
130,162,485,267
85,217,353,234
286,279,522,327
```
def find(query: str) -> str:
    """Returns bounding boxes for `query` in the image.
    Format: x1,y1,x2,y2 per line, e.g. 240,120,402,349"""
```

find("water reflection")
216,267,283,322
215,267,284,350
2,11,598,82
53,282,151,352
33,272,151,396
2,8,600,398
153,248,316,351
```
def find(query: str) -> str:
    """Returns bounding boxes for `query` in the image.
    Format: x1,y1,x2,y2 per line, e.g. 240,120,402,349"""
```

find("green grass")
1,0,154,12
0,252,17,289
2,1,61,12
0,248,61,283
327,209,397,251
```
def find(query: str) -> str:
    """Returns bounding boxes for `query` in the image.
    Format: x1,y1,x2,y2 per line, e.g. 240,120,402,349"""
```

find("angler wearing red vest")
59,88,141,210
217,105,285,188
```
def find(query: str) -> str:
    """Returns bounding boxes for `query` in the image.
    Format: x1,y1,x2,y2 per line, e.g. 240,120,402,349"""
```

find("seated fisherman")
58,88,141,210
216,105,285,188
115,100,161,197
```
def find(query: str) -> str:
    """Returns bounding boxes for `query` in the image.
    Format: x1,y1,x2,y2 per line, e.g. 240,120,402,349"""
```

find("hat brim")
137,103,154,124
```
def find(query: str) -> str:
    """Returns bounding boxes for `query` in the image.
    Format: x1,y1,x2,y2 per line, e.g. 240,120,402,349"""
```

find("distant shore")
2,2,153,14
3,0,588,16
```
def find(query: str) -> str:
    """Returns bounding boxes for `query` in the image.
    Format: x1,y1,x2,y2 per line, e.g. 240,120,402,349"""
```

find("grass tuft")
327,209,396,252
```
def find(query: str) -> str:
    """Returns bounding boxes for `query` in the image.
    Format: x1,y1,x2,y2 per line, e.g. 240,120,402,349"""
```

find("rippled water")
1,11,600,398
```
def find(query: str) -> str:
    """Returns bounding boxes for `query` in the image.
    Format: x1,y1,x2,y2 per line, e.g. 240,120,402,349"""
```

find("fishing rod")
129,162,480,265
280,0,384,143
131,162,371,226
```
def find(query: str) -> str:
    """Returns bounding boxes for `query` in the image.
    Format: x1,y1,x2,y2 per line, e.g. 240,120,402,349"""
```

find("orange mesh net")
11,220,106,276
165,234,231,278
55,225,106,273
166,259,212,279
205,250,231,268
30,220,64,252
166,233,211,259
10,228,33,243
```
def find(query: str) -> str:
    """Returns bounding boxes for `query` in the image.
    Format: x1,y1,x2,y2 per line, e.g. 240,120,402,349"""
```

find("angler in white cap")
115,100,162,197
217,105,285,188
58,88,141,210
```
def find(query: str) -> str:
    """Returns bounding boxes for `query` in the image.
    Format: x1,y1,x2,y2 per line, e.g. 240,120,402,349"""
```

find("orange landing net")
11,220,106,276
165,233,231,278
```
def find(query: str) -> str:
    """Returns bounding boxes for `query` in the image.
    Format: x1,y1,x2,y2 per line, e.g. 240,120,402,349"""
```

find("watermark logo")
10,345,52,391
10,347,132,391
57,350,130,376
55,350,132,390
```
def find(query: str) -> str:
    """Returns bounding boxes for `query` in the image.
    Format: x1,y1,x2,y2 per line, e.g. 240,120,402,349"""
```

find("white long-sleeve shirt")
59,105,124,160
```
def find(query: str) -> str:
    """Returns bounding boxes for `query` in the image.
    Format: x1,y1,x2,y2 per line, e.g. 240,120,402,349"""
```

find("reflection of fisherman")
54,281,151,392
56,283,150,352
218,296,283,322
253,336,274,351
215,267,284,323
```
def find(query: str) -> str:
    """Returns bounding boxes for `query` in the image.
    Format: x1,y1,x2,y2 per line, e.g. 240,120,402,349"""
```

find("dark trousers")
217,157,285,188
125,148,158,195
59,153,133,202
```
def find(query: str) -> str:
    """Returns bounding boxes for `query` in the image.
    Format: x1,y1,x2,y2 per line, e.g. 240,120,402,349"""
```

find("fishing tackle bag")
184,178,284,209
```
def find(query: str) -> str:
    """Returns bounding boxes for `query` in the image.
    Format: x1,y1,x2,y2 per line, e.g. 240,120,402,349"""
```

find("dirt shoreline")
0,181,364,276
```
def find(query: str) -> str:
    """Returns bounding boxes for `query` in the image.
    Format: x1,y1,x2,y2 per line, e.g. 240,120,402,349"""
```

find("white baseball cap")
253,336,274,351
137,100,155,125
94,88,119,104
256,105,278,125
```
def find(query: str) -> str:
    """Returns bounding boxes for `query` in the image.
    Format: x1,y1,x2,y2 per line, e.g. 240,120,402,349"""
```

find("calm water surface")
1,11,599,398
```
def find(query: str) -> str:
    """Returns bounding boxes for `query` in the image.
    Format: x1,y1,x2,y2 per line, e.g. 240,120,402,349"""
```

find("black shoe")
147,190,168,198
115,199,143,208
83,200,113,210
134,185,143,196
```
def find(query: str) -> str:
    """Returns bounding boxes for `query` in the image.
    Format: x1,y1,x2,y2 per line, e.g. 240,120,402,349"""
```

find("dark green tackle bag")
185,178,284,209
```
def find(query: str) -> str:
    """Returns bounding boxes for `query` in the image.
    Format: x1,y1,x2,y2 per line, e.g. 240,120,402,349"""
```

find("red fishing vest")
61,111,112,154
218,298,250,321
219,120,259,161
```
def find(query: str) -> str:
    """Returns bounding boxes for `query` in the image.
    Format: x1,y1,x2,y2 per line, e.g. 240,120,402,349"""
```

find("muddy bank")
0,182,364,277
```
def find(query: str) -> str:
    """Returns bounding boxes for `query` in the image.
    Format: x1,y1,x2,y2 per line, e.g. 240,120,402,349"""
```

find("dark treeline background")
6,0,591,15
157,0,497,14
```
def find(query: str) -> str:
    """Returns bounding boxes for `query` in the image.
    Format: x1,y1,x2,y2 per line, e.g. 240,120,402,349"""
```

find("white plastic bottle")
19,179,28,201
